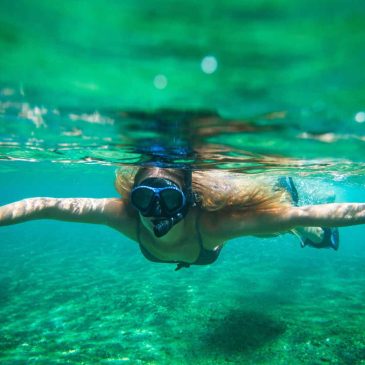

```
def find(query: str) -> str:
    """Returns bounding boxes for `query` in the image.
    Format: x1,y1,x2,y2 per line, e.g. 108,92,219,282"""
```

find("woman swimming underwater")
1,166,363,271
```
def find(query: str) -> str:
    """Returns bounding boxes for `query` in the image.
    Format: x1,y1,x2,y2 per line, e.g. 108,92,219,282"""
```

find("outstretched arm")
0,197,124,227
289,203,365,228
201,202,365,241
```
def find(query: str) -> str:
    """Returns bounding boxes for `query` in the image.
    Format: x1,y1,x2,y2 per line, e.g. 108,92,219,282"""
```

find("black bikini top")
136,213,222,271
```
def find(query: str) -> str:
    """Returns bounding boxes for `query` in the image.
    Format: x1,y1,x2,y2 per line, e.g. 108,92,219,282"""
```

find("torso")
111,204,224,264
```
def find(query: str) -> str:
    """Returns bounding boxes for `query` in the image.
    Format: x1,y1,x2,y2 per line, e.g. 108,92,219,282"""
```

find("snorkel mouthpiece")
152,213,184,237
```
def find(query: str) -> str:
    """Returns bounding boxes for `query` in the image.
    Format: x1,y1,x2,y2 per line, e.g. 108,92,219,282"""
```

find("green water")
1,0,365,172
1,163,365,364
1,0,365,364
1,0,365,113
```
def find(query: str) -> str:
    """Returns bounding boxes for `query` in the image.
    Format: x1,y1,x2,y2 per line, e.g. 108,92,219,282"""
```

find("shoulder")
103,198,140,240
195,209,227,248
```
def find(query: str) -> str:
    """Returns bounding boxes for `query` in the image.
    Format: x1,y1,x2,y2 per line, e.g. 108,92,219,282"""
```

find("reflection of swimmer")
2,166,359,271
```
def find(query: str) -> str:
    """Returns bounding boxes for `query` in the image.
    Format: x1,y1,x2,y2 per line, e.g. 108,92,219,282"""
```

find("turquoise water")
1,0,365,364
1,163,365,364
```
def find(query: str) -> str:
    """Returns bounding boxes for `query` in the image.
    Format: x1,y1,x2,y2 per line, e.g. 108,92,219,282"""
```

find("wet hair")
191,170,290,212
115,166,290,213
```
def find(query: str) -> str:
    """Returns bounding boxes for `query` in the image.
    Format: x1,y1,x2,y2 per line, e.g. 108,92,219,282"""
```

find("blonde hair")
115,166,291,213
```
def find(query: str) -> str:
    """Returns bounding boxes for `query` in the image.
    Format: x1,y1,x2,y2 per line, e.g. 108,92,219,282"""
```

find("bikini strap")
136,218,142,244
195,210,204,249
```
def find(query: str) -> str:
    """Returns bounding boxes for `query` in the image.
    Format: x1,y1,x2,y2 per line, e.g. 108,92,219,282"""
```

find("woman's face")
132,168,189,238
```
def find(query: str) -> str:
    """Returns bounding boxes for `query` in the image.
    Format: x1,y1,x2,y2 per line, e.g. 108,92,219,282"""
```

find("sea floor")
1,223,365,365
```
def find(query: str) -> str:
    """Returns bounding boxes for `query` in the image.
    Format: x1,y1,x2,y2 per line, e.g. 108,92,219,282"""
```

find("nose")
150,197,162,217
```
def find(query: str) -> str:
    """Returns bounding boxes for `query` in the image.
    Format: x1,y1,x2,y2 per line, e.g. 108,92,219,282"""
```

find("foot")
303,227,339,251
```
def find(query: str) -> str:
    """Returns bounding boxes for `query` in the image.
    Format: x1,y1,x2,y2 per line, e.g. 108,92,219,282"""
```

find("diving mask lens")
160,189,183,211
131,188,154,211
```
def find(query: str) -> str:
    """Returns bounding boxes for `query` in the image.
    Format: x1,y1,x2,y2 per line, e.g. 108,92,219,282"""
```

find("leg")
293,227,324,245
277,177,340,251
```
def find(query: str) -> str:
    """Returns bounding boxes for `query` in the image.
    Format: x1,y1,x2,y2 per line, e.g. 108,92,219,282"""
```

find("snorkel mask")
131,170,194,237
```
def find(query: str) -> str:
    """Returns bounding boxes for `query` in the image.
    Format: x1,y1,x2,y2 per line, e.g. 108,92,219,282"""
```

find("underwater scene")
1,0,365,364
